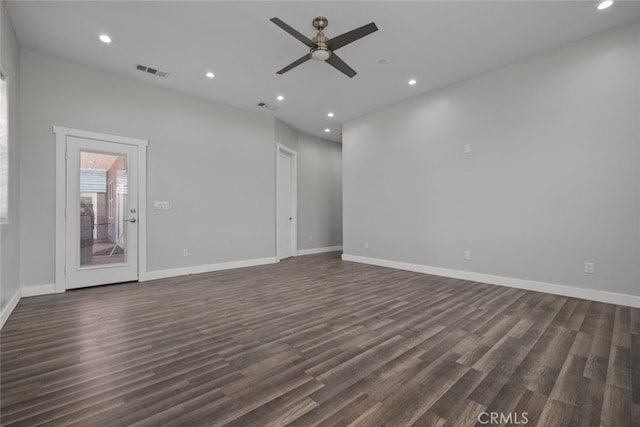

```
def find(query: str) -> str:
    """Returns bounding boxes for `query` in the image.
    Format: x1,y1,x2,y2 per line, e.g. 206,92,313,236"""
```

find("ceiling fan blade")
277,53,312,74
325,52,357,78
270,17,316,48
329,22,378,51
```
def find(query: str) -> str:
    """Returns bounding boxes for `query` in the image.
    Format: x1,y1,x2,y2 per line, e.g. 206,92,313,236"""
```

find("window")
0,70,8,224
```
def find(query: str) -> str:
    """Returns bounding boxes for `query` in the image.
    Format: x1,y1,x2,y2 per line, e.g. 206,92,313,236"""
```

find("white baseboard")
17,258,279,296
298,245,343,256
145,257,279,281
1,288,22,329
342,254,640,309
21,283,57,297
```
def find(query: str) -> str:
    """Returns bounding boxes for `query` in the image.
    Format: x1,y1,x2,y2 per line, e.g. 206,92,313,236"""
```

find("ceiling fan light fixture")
311,47,331,61
597,0,613,10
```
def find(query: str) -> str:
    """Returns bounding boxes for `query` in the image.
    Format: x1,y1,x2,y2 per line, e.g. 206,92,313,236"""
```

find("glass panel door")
66,136,138,289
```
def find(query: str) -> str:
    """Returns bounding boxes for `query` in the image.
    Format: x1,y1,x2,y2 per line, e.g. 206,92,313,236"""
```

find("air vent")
256,102,278,111
135,64,169,78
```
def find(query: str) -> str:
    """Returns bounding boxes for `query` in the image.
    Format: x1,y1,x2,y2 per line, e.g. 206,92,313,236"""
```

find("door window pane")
79,151,127,266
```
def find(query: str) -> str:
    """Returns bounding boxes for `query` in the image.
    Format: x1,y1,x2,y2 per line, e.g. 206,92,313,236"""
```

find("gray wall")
343,21,640,297
19,49,276,288
18,49,344,290
0,0,20,312
274,118,298,152
298,133,342,251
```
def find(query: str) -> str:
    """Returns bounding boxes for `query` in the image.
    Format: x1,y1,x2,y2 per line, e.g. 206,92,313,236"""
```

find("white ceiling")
81,152,119,170
7,1,640,143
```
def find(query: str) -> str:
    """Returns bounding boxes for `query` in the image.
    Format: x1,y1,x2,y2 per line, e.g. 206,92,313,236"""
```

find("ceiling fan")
270,16,378,78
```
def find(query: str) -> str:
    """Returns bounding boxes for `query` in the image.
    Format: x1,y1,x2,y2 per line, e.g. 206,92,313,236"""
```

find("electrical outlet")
464,251,471,260
585,262,594,274
364,241,369,249
464,144,471,154
183,248,189,257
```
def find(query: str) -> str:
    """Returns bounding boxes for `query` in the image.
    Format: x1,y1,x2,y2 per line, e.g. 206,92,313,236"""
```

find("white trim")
53,126,148,291
0,288,21,329
298,245,343,256
145,257,278,281
276,144,298,260
54,128,66,293
137,138,148,282
21,283,57,297
342,254,640,309
53,126,148,148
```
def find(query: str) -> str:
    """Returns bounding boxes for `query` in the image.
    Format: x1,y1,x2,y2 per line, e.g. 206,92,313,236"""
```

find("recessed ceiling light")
324,128,331,133
327,112,334,118
276,95,285,101
597,0,613,10
408,79,417,86
205,72,215,78
99,34,112,44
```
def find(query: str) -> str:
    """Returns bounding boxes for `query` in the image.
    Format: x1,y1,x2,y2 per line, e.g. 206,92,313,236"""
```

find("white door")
277,145,297,260
65,136,139,289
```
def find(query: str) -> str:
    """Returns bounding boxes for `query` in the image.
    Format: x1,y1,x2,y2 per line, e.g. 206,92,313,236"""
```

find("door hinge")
65,150,68,160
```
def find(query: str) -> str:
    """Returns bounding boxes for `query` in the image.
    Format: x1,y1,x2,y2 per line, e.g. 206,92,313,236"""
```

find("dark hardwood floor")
1,252,638,426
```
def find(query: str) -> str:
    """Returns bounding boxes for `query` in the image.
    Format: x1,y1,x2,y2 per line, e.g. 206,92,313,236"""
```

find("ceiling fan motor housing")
312,16,328,31
311,32,331,61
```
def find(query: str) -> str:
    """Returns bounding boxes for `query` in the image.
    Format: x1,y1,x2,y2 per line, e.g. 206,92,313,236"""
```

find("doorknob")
126,218,137,223
289,217,293,220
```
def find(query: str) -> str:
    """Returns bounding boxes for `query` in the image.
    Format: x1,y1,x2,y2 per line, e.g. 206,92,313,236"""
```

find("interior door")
278,149,294,259
66,136,139,289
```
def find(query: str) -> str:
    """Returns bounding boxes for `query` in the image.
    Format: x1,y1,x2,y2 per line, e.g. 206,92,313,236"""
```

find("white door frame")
54,126,148,292
276,144,298,260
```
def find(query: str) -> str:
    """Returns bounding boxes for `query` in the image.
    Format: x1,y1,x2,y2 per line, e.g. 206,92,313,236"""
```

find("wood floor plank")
287,377,377,426
512,389,548,427
548,353,587,405
427,367,486,420
222,380,322,427
600,384,631,427
632,333,640,406
441,398,486,427
1,252,637,426
574,375,606,425
537,398,576,427
354,351,468,425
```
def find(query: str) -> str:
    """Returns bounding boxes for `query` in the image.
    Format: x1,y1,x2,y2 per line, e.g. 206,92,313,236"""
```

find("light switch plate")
153,201,170,210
